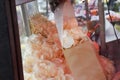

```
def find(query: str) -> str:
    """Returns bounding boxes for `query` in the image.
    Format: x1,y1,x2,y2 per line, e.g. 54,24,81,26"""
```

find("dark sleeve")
49,0,65,12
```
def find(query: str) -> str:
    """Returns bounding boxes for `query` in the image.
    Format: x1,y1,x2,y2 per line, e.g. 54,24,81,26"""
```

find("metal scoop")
54,3,64,44
54,0,77,45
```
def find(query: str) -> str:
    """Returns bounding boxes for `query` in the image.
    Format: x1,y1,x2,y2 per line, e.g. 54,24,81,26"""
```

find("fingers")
79,36,90,44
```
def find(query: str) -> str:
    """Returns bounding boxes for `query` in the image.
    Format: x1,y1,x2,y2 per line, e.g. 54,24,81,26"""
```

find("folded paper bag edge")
63,41,106,80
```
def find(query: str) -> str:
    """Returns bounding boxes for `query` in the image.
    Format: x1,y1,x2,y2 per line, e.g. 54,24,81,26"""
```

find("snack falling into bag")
61,0,106,80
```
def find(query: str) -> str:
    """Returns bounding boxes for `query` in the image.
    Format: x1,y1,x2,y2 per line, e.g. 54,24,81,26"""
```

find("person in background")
90,15,120,72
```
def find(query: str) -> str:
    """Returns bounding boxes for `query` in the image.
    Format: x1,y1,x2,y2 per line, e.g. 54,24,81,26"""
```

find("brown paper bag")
63,40,106,80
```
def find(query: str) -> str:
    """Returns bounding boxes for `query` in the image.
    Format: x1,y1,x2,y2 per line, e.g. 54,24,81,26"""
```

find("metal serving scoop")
54,0,77,45
54,2,64,45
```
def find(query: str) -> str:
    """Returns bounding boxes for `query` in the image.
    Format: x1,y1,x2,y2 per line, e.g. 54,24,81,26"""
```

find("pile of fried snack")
22,14,119,80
